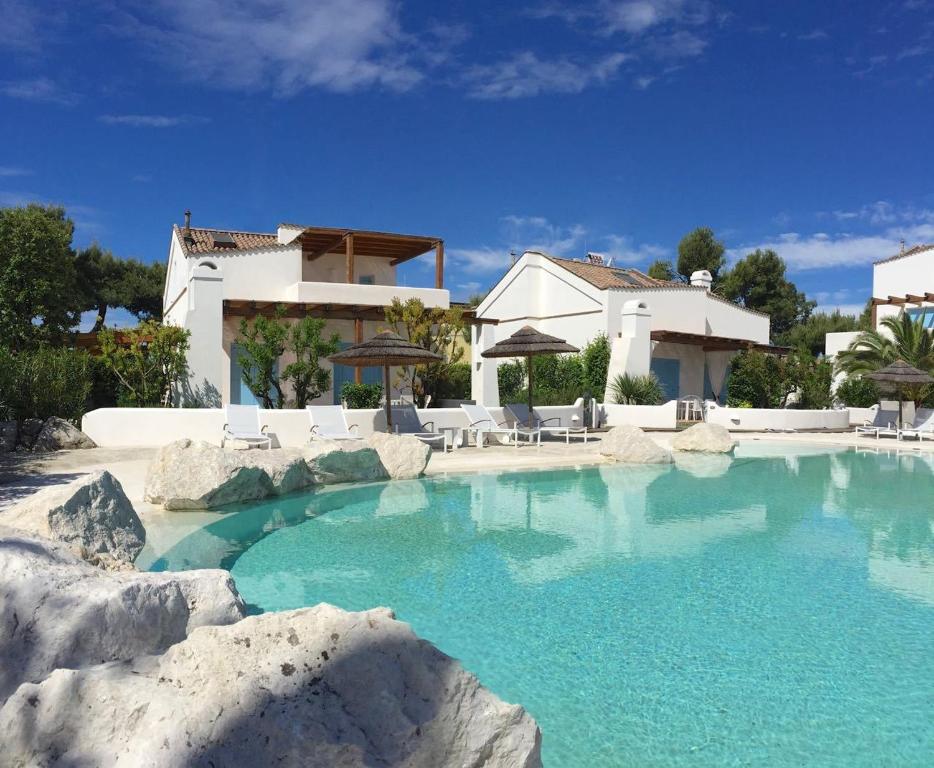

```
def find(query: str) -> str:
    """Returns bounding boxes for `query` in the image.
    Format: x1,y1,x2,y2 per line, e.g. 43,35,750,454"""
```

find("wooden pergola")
650,329,789,355
869,293,934,325
294,226,445,289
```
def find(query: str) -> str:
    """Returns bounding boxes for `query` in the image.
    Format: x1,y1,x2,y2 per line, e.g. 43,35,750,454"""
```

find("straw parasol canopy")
864,359,934,427
481,326,579,427
328,330,442,432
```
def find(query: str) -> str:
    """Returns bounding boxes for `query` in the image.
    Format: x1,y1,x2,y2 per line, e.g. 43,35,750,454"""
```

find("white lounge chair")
506,403,588,444
222,404,271,449
307,405,363,441
854,407,898,439
460,403,539,448
393,403,450,452
897,409,934,441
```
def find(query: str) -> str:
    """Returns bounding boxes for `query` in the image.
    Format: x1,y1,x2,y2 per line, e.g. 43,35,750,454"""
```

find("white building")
162,213,453,407
826,243,934,364
471,251,776,406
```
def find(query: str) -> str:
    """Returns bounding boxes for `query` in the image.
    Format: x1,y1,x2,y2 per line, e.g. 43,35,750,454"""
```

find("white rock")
367,432,431,480
144,439,277,510
0,604,542,768
671,422,736,454
33,417,96,451
3,470,145,564
303,440,388,484
599,425,673,464
0,529,244,704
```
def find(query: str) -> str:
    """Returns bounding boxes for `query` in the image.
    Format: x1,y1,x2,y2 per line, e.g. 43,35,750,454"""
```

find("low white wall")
705,404,850,431
598,400,678,430
82,401,586,448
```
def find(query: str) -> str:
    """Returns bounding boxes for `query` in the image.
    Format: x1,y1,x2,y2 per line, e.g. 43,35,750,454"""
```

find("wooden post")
435,240,444,289
383,364,392,433
345,233,355,284
354,317,363,384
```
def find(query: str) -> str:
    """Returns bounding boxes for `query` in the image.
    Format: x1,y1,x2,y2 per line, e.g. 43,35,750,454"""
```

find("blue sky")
2,0,934,326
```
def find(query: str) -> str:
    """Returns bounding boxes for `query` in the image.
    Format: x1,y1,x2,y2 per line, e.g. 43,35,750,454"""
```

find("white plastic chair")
897,409,934,441
855,407,898,439
222,404,271,449
393,403,449,451
307,405,363,441
506,403,587,444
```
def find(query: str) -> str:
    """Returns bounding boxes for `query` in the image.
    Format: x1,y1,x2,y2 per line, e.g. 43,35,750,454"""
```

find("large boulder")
33,417,96,451
0,604,542,768
367,432,432,480
17,417,43,450
0,420,17,452
3,471,145,564
599,425,673,464
303,440,388,484
671,422,736,454
0,529,245,704
144,439,279,510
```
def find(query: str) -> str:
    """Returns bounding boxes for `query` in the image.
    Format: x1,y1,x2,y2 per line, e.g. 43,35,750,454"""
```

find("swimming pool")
142,445,934,766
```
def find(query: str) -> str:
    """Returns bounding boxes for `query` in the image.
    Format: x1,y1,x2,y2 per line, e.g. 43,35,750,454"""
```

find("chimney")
690,269,712,291
183,210,193,245
900,238,905,255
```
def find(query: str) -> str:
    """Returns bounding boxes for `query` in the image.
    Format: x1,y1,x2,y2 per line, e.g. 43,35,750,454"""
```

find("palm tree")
837,311,933,403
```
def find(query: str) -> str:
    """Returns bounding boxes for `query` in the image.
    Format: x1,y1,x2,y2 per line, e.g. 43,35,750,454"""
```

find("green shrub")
497,360,525,402
0,345,92,423
796,356,834,409
340,382,382,409
434,362,471,401
98,321,190,407
835,376,879,408
582,333,610,396
609,373,663,405
727,350,789,408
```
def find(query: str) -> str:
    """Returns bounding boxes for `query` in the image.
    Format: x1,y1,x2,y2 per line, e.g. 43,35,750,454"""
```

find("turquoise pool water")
143,445,934,766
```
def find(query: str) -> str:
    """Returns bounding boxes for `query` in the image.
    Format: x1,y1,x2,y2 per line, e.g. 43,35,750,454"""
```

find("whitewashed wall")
598,400,678,429
705,404,850,431
82,402,585,449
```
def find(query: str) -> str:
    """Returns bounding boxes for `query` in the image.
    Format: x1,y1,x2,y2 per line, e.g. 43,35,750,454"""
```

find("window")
906,307,934,329
359,275,375,285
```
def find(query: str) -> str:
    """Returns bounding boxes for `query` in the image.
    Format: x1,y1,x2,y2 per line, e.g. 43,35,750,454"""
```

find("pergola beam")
304,233,348,261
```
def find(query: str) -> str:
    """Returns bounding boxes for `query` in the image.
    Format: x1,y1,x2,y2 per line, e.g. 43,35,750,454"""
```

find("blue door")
332,342,383,404
650,357,680,402
230,343,277,405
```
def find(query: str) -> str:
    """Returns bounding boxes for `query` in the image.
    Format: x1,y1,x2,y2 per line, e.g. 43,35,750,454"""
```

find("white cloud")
1,77,79,105
113,0,433,95
464,51,630,99
600,0,712,35
647,29,708,59
0,166,32,177
449,247,514,274
798,29,829,41
603,233,668,263
98,114,208,128
729,232,899,270
634,74,656,89
499,215,588,254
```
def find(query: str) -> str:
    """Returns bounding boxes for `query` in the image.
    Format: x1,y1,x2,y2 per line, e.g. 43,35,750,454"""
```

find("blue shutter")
332,342,383,404
230,343,276,406
650,357,680,401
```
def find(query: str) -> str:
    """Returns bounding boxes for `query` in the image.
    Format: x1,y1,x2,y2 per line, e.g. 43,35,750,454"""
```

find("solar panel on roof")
212,232,237,248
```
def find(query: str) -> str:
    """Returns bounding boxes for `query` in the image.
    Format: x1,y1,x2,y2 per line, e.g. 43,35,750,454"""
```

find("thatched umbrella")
864,359,934,427
481,326,579,427
328,330,442,432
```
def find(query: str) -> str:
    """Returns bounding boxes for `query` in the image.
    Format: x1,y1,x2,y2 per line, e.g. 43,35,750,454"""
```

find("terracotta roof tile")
874,243,934,265
175,225,283,255
544,254,674,289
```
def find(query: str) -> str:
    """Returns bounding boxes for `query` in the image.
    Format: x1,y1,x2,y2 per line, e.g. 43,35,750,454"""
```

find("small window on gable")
359,275,375,285
212,232,237,249
197,260,218,270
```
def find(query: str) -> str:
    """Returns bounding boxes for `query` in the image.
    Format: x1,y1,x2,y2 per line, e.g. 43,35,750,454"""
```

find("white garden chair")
392,403,449,451
897,409,934,441
222,404,271,449
506,403,587,444
854,407,899,439
307,405,363,441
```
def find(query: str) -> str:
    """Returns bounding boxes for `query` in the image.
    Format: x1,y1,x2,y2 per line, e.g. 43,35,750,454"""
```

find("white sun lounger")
393,403,449,451
506,403,588,444
460,403,539,448
307,405,363,441
897,409,934,441
222,404,271,449
854,408,899,439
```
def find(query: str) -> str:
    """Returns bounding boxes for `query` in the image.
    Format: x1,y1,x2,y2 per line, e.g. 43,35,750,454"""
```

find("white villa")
826,242,934,365
471,251,780,406
162,213,458,406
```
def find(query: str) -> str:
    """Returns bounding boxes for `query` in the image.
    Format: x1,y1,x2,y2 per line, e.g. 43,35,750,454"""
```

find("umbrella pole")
383,365,392,433
527,355,534,428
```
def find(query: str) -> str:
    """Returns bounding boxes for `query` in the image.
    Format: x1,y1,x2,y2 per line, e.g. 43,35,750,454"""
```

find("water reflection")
145,445,934,607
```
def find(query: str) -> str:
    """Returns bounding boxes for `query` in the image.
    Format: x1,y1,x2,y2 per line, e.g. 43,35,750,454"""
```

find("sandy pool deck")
2,430,932,519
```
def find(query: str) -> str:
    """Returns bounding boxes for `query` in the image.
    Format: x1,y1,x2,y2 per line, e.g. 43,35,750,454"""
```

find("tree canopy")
0,204,80,350
76,243,166,331
646,259,675,281
719,249,815,340
676,227,726,283
776,310,863,356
